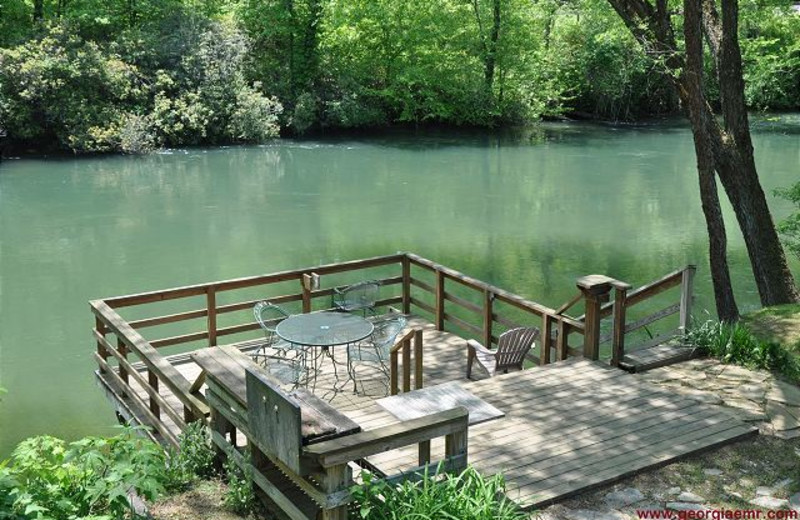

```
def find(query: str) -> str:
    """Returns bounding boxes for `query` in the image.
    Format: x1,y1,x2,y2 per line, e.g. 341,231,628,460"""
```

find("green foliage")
0,428,166,520
351,465,526,520
740,1,800,111
1,0,798,144
222,459,255,516
164,421,217,492
0,15,281,154
775,182,800,262
687,320,800,382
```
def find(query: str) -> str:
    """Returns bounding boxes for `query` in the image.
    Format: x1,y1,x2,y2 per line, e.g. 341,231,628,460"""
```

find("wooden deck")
100,314,758,510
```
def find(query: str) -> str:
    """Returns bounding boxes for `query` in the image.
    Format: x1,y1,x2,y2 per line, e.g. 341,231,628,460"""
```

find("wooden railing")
389,328,423,396
584,265,696,367
91,252,696,448
404,253,586,365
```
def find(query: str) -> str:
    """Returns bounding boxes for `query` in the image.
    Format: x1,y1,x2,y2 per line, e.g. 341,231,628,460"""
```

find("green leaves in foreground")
351,465,527,520
0,427,166,520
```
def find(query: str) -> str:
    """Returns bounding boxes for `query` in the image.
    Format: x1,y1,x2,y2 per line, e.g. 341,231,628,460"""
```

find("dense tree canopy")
0,0,798,152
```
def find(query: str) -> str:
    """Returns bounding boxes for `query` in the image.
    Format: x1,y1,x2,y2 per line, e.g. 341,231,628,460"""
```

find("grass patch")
741,303,800,353
687,319,800,382
150,480,259,520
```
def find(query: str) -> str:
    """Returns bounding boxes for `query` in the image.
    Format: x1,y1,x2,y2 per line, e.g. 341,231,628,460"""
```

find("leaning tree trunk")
607,0,800,316
682,0,739,321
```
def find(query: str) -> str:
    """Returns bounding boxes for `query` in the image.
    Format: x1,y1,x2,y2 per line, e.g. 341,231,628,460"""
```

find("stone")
675,388,724,405
604,488,645,509
750,496,789,509
768,380,800,407
676,492,705,503
739,478,755,488
756,486,775,496
789,492,800,512
717,365,768,383
724,397,767,414
775,478,794,489
767,402,800,431
666,487,682,495
667,503,708,512
703,468,723,477
563,509,629,520
773,428,800,440
737,383,768,402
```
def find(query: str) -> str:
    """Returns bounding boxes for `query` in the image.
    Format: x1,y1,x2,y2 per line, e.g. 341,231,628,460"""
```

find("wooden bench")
196,346,470,520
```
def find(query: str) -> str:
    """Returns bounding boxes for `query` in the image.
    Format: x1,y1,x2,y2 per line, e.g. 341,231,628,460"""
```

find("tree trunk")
33,0,43,21
484,0,501,90
683,0,739,321
606,0,800,316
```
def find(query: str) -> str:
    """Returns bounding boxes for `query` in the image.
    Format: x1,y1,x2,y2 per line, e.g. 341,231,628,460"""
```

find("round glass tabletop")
275,311,374,347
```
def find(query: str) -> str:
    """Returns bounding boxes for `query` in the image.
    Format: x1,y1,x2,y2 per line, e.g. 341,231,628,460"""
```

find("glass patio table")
275,311,374,398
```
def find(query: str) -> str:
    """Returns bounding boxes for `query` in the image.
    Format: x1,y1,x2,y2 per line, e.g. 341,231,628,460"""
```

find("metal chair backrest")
495,327,540,372
335,281,380,313
254,301,289,341
370,316,407,354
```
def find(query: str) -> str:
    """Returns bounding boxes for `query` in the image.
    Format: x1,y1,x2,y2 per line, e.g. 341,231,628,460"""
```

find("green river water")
1,118,798,455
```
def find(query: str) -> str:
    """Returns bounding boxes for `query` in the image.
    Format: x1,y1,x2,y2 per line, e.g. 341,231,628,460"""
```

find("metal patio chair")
253,301,310,387
332,280,380,315
347,315,407,395
466,326,540,379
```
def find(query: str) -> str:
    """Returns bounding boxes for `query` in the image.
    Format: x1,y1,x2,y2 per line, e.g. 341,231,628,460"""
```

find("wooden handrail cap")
576,274,616,295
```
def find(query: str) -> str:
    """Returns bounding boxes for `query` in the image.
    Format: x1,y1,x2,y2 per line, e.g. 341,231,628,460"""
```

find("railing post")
679,265,696,334
148,370,161,419
435,270,445,330
95,317,109,374
207,286,217,347
390,350,399,396
556,319,569,360
321,464,351,520
611,282,631,367
402,339,411,393
402,255,411,314
576,275,615,361
301,273,313,314
541,314,552,365
117,337,129,390
413,328,423,390
482,290,493,349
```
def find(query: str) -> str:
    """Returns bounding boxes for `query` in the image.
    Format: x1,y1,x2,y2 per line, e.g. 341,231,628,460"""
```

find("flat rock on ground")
604,488,644,509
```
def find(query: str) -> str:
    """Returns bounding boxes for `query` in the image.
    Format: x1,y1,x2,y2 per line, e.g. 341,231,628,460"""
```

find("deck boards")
103,314,758,511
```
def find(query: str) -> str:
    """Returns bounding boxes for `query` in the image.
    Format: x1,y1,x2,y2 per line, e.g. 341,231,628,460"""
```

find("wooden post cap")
576,274,616,295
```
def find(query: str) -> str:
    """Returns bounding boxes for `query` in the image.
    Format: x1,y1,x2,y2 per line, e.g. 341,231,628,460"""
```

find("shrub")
222,458,256,515
0,23,145,153
351,465,526,520
163,421,216,492
775,181,800,262
687,320,800,382
1,428,165,519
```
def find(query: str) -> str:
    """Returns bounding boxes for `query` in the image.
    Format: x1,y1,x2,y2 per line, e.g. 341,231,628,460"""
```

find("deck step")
620,343,701,372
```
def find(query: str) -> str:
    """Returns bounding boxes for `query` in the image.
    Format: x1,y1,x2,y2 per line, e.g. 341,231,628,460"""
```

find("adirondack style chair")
466,327,540,379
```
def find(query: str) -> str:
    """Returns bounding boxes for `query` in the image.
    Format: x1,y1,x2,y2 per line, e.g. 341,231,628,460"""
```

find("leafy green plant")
164,421,217,492
351,465,526,520
2,427,165,519
687,319,800,382
775,182,800,262
222,458,255,516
